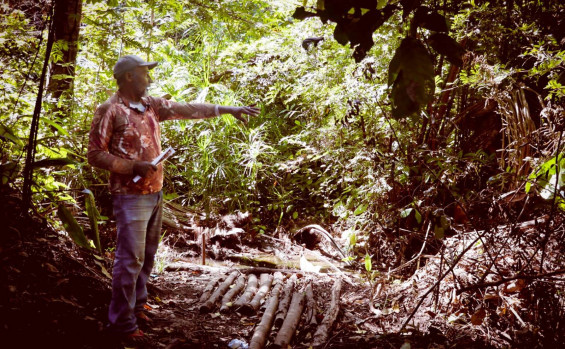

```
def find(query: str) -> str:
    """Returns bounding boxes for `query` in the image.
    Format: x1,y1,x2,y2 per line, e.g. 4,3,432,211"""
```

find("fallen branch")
220,274,247,313
249,272,284,349
274,274,297,328
239,273,274,315
312,277,342,348
272,289,306,348
199,271,239,313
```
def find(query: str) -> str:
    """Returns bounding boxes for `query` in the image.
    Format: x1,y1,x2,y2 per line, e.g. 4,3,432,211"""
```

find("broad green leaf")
349,231,357,247
0,122,24,146
354,203,367,215
434,225,444,239
388,37,435,118
32,157,76,168
364,254,372,272
83,189,102,253
39,117,69,136
57,204,90,249
400,207,413,218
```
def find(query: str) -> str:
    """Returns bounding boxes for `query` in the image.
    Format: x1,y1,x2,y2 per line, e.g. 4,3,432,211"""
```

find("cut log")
198,275,224,304
274,274,296,328
199,271,239,313
220,274,247,313
272,289,305,348
249,272,284,349
239,273,274,315
233,273,258,309
312,277,342,347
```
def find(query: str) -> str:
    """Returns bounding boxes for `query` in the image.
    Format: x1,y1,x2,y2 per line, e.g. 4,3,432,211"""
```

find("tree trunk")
47,0,83,118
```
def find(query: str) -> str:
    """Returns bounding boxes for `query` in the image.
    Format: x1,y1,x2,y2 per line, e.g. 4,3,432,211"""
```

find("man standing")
88,55,259,344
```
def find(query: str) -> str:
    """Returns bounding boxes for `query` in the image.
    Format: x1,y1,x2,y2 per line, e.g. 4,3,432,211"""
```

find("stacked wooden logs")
198,270,342,349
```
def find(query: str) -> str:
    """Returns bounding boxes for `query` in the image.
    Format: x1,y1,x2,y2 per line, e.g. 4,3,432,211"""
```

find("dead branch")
239,273,274,315
233,273,258,309
275,274,297,328
312,277,342,348
249,272,284,349
199,271,239,313
272,288,306,349
220,274,247,313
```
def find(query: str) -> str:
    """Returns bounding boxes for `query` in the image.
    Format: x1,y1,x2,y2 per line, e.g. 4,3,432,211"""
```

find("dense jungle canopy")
1,0,565,348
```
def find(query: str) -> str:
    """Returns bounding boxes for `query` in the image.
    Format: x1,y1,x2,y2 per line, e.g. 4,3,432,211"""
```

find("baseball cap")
113,55,158,78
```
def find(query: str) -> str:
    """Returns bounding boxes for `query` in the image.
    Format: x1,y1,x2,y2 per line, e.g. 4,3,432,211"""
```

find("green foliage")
526,154,565,209
83,189,103,253
388,37,435,118
57,204,90,249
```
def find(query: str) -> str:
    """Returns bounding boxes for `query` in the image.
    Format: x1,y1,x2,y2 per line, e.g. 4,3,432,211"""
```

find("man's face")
130,66,153,97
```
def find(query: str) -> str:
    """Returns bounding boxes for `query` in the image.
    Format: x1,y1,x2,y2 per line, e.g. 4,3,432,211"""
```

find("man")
87,55,259,344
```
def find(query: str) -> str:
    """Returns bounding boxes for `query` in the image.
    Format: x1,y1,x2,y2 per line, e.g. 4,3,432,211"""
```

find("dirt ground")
1,192,562,349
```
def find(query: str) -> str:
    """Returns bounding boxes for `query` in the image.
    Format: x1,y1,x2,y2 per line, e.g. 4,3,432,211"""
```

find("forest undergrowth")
2,0,565,348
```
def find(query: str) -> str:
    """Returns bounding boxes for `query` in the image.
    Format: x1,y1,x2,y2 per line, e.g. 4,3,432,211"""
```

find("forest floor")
1,191,563,349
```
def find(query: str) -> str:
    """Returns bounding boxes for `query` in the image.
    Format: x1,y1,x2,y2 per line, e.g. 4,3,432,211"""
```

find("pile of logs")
198,271,342,349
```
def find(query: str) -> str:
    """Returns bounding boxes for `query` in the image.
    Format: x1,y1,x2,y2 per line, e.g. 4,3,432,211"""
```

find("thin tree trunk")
47,0,83,118
312,278,342,348
249,272,284,349
22,3,55,212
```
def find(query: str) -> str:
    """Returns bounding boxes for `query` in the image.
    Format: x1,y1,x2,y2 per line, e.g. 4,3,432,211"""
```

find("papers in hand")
132,146,175,183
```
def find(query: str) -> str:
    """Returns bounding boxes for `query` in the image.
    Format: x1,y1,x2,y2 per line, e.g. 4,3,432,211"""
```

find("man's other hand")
133,161,157,177
230,106,260,124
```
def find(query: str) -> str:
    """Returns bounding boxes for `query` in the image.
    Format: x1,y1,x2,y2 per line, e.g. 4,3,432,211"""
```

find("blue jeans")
108,191,163,334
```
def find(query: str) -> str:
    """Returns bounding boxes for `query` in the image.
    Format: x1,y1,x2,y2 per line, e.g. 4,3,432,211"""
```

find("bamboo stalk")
249,272,284,349
312,277,342,347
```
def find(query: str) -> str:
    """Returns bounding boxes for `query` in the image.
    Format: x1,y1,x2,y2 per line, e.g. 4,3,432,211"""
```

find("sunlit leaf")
364,253,372,272
57,205,90,249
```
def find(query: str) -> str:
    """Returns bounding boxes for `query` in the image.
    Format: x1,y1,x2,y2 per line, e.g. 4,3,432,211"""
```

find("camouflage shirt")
88,91,217,195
